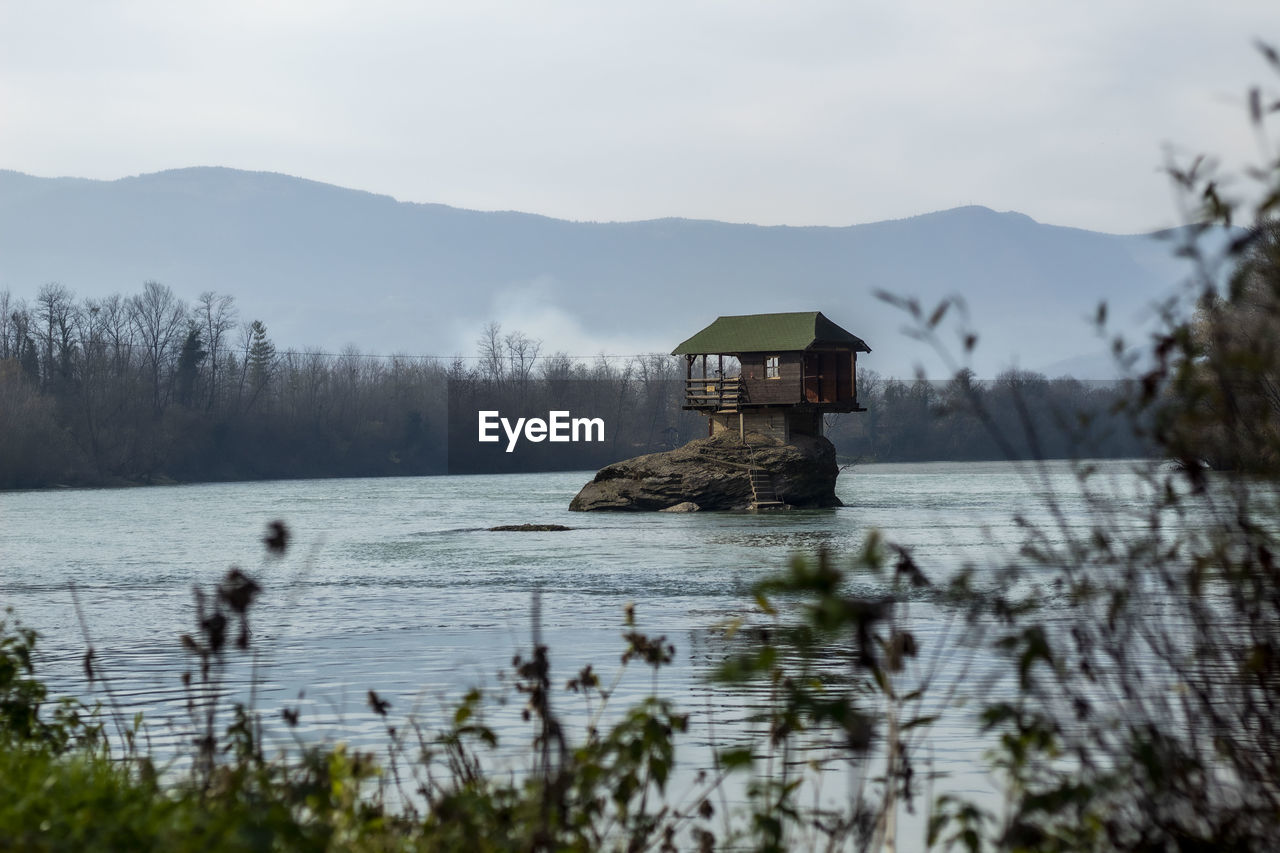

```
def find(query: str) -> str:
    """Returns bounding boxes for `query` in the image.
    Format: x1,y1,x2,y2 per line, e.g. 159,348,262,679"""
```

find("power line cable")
13,337,676,363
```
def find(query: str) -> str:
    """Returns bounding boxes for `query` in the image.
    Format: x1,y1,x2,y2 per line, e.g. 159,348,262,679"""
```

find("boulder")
569,431,841,512
659,501,701,513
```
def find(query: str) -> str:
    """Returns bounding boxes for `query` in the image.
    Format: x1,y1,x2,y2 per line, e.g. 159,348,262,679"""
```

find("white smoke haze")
461,275,664,362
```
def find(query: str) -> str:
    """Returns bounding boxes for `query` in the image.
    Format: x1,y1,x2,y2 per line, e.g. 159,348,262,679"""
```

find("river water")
0,459,1154,834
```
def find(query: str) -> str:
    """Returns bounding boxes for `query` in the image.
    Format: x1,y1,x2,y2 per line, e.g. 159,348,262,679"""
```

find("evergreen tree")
245,320,276,412
175,325,207,409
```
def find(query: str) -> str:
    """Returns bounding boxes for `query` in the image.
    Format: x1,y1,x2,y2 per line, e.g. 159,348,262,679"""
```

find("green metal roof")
671,311,871,356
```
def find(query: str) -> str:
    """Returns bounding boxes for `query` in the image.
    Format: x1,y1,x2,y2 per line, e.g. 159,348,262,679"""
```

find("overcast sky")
1,1,1275,234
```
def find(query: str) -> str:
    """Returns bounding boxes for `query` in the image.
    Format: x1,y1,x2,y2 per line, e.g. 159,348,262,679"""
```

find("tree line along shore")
0,282,1150,490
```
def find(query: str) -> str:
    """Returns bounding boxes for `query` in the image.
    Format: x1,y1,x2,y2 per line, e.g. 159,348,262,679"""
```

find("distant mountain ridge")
0,167,1192,378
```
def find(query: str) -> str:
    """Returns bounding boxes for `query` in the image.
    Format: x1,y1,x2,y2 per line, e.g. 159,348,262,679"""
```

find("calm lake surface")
0,459,1155,817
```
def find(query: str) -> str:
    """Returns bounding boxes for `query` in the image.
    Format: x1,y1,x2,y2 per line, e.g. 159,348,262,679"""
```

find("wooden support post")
852,351,858,408
716,354,724,408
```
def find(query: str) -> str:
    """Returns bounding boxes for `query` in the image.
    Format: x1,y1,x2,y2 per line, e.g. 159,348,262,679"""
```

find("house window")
765,356,780,379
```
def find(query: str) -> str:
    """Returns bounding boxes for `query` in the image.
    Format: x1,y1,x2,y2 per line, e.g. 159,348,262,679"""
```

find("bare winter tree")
478,321,506,384
537,351,576,383
130,281,188,414
0,289,13,360
93,294,136,383
503,329,541,392
195,291,238,411
35,282,77,389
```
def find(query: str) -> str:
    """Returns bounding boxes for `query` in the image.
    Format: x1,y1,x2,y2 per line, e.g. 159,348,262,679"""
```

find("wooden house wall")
708,409,825,441
738,351,805,405
803,350,860,405
840,352,856,401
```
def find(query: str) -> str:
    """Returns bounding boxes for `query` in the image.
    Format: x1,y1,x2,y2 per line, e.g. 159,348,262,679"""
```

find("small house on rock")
672,311,871,442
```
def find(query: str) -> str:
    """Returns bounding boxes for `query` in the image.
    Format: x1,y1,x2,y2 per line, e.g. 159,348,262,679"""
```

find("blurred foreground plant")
914,41,1280,852
710,542,977,852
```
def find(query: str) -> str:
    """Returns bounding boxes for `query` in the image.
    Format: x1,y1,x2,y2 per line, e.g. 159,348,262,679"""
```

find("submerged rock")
489,523,573,531
569,431,841,512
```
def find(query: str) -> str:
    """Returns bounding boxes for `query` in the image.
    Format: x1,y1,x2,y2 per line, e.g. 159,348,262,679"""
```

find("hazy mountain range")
0,167,1198,378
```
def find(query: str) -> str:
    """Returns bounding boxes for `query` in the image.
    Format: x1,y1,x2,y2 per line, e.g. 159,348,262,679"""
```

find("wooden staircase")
748,468,785,510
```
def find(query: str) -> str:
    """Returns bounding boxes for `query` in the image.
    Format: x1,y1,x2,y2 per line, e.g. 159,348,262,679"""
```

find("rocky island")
570,311,868,512
568,431,841,511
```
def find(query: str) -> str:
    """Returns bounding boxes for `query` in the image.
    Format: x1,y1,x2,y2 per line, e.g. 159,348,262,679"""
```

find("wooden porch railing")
684,376,745,411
